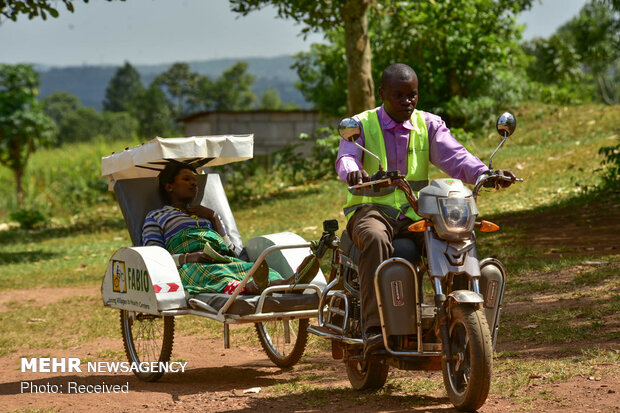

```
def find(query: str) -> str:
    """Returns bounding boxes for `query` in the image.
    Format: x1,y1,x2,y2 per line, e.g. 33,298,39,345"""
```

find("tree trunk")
342,0,375,115
15,167,24,208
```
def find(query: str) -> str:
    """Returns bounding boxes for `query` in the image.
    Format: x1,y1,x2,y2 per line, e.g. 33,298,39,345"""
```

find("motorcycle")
307,113,521,411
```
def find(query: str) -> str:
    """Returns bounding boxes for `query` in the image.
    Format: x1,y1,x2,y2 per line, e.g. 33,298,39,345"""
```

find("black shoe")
363,328,385,357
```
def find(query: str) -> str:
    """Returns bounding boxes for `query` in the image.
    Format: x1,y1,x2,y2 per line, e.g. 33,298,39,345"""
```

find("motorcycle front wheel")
441,303,492,411
346,358,389,390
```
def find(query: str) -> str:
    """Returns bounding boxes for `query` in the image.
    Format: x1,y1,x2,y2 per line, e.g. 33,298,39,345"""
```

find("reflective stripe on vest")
343,108,429,221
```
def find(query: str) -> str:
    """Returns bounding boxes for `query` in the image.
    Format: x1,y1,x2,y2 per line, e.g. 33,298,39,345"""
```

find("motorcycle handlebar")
473,170,523,199
348,171,419,214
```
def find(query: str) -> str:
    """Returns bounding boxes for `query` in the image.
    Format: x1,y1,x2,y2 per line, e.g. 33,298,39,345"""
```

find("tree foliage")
557,0,619,104
42,91,81,126
294,0,533,129
259,88,283,110
153,62,201,117
212,62,256,110
230,0,377,114
133,84,174,139
103,61,144,113
0,0,123,22
0,64,56,206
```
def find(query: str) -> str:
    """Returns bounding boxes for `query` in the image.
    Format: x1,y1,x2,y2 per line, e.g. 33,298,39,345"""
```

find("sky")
0,0,589,67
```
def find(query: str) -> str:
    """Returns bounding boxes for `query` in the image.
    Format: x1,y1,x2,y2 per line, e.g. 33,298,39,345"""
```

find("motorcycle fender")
101,246,187,315
448,290,484,304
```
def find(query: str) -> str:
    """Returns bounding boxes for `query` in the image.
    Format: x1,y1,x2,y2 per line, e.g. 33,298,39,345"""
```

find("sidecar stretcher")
100,135,325,379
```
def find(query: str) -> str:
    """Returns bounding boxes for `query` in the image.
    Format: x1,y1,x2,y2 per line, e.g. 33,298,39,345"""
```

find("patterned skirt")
166,227,283,295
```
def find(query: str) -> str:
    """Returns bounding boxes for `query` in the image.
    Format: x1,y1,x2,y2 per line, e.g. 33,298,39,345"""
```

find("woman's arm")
186,206,227,237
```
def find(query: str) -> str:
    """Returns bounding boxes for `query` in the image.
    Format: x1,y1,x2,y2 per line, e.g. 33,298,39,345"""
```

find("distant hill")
37,55,310,111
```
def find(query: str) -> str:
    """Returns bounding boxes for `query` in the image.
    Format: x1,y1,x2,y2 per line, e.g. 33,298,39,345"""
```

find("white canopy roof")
101,135,253,189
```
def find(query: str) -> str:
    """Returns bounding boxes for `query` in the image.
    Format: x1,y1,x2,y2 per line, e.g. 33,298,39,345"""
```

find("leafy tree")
58,106,102,143
523,37,583,85
213,62,256,110
101,111,139,141
187,75,215,112
0,64,56,206
152,62,201,117
103,61,144,113
293,30,348,114
0,0,123,22
230,0,377,115
259,88,283,110
556,0,619,104
42,91,82,127
293,0,533,128
133,84,174,138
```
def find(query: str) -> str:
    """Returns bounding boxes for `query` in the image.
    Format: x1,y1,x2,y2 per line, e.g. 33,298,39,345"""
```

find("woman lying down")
141,161,318,295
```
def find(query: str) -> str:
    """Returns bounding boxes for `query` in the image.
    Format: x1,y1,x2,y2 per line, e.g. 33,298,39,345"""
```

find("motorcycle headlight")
438,196,475,232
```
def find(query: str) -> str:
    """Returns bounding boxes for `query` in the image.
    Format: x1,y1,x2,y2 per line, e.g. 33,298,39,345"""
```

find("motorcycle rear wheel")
441,303,492,411
346,358,389,390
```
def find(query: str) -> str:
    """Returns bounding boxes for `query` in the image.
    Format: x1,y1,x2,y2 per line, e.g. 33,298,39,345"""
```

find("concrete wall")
183,110,337,155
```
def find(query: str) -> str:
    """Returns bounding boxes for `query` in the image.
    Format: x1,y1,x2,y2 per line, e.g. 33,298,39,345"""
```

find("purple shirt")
336,105,487,185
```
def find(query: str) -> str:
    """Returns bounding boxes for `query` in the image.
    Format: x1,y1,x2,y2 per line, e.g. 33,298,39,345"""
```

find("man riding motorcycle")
335,63,515,356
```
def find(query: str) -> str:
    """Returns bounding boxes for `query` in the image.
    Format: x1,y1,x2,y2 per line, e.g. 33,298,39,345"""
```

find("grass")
492,348,619,398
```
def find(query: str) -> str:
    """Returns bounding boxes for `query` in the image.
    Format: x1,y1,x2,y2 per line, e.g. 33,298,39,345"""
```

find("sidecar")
100,135,325,381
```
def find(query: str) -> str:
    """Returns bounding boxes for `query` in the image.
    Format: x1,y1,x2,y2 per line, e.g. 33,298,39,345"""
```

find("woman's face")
167,168,197,203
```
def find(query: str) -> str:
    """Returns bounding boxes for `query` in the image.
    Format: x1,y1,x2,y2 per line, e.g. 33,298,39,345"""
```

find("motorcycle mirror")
489,112,516,170
338,118,361,142
496,112,516,138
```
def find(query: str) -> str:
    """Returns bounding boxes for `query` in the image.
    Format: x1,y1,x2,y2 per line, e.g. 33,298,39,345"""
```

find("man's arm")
425,112,488,185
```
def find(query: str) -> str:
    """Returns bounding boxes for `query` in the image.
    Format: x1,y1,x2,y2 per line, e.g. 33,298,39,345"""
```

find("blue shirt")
142,205,214,248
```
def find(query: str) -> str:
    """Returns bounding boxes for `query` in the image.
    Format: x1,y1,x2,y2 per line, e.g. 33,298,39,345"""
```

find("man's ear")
165,183,173,192
378,86,384,102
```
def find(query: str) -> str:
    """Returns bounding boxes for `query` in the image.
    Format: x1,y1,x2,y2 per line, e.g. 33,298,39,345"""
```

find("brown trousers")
346,205,420,331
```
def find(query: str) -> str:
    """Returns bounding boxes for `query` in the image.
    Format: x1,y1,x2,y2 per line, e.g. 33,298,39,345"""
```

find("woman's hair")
158,160,196,203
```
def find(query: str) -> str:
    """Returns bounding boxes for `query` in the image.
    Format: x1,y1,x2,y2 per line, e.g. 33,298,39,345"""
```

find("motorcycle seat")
339,230,421,265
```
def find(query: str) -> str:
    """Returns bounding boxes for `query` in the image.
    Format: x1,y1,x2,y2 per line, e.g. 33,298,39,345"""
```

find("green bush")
214,127,341,202
10,208,46,229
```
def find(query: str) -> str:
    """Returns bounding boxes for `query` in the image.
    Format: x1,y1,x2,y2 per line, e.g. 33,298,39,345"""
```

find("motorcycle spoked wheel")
441,303,493,411
346,357,389,390
120,310,175,382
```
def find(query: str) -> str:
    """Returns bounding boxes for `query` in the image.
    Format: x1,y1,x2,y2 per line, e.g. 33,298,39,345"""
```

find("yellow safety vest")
343,108,429,221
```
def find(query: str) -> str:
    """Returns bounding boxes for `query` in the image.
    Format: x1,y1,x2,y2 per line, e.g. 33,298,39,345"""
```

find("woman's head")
158,161,198,204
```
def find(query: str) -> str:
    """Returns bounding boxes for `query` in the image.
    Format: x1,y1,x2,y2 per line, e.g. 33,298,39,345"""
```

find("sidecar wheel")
255,318,309,368
120,310,175,382
346,358,389,390
442,304,492,411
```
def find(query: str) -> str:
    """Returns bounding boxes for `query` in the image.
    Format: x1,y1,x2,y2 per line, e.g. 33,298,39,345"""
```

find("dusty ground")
1,201,619,413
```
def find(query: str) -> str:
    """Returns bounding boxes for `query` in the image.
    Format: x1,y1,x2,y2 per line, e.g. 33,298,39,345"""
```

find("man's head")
379,63,419,123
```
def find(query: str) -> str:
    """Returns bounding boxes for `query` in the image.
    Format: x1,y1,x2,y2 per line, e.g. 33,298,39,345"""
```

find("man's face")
379,75,419,123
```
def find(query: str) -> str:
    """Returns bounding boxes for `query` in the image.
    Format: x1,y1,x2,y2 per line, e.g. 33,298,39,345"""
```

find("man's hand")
347,170,370,186
496,169,516,188
483,169,516,188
